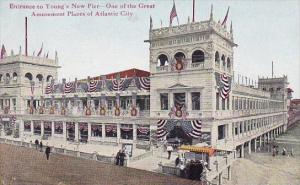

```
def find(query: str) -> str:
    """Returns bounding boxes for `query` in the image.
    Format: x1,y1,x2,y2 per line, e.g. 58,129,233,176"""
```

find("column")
87,122,91,142
267,132,270,143
117,123,121,144
51,121,55,136
102,123,106,139
218,172,223,185
63,122,67,140
19,120,24,138
187,91,192,111
169,93,174,108
31,121,34,136
259,136,262,147
133,124,137,141
228,166,232,180
241,144,244,158
41,121,44,137
254,138,257,153
248,140,251,154
75,122,79,142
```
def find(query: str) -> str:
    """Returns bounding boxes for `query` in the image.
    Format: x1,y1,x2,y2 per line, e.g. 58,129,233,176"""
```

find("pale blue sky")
0,0,299,98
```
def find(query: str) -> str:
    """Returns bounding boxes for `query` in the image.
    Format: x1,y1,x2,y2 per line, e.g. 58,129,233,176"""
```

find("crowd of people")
34,139,51,160
272,145,294,157
175,155,208,181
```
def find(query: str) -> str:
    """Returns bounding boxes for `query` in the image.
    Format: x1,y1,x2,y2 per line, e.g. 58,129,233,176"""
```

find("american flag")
169,1,177,25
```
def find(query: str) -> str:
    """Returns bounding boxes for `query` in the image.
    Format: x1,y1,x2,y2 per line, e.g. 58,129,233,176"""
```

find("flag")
170,1,177,25
37,43,43,56
221,7,230,26
1,44,6,59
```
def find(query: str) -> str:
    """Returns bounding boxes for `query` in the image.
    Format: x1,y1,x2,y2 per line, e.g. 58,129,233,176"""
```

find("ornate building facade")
0,7,290,154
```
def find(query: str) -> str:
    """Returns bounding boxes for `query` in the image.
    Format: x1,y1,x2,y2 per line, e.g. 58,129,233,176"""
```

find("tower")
146,6,237,139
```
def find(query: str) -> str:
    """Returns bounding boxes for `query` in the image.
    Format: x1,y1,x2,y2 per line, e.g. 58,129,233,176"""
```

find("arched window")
227,58,231,69
36,74,43,82
13,72,18,81
0,74,2,82
192,50,205,63
6,73,10,80
215,51,220,62
221,55,226,67
157,54,169,66
25,72,33,81
46,75,53,82
174,52,185,61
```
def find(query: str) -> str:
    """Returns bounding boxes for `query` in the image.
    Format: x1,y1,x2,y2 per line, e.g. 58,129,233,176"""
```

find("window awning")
179,145,216,156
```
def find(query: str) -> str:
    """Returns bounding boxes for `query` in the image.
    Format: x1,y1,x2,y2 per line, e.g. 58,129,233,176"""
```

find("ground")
0,144,202,185
222,122,300,185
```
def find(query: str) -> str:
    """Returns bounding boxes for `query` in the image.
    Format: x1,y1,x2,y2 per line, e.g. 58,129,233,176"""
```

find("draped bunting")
79,122,88,131
91,124,102,131
88,80,99,92
112,79,125,91
66,122,75,129
138,77,150,91
215,73,231,100
45,81,54,94
137,126,150,135
156,119,202,139
54,121,63,129
64,82,75,93
105,125,117,133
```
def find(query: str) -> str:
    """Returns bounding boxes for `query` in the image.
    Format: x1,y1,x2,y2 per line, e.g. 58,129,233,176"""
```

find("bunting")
88,80,98,92
64,82,75,93
138,77,150,91
220,73,231,99
45,81,54,94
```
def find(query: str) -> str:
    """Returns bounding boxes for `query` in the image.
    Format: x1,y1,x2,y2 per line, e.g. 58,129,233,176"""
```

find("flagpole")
25,17,28,56
192,0,195,22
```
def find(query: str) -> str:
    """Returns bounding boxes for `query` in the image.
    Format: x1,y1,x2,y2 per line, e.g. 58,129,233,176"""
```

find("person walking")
39,141,43,152
45,146,51,160
115,150,121,165
35,139,39,150
119,150,125,166
167,145,173,159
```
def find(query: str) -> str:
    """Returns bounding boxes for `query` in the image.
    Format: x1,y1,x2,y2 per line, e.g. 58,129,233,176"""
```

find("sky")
0,0,299,98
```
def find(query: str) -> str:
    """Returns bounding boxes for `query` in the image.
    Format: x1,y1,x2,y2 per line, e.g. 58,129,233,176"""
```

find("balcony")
155,59,205,73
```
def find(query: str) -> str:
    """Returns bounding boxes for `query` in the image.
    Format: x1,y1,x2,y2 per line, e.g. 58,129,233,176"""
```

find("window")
160,93,168,110
107,99,114,110
222,98,225,110
227,97,230,110
174,93,185,108
174,52,186,62
157,54,168,66
137,97,145,111
145,97,150,110
36,74,43,82
216,93,219,110
218,125,225,140
191,92,200,110
25,73,33,81
192,50,205,63
215,51,220,64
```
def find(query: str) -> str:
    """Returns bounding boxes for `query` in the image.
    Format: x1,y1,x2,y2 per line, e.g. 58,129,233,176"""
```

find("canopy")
178,145,216,156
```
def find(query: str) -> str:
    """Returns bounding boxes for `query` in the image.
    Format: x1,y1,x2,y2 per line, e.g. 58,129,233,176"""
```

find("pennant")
1,44,6,59
221,7,230,26
37,43,43,56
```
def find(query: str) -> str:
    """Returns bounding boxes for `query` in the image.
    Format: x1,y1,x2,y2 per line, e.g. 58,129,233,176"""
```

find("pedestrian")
167,145,173,159
282,147,287,156
45,146,51,160
115,150,121,165
35,139,39,150
119,150,125,166
272,146,276,157
39,141,43,152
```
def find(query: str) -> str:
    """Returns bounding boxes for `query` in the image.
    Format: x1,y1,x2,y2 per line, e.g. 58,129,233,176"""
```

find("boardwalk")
0,144,203,185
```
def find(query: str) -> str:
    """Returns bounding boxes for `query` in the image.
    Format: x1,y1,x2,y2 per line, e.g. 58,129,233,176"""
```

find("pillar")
248,140,251,154
41,121,44,137
241,144,244,158
117,123,121,144
31,120,34,136
218,172,223,185
228,166,232,180
254,138,257,152
259,136,262,147
51,121,55,136
187,91,192,110
102,124,106,139
87,122,91,142
133,124,137,141
75,122,79,142
63,122,67,140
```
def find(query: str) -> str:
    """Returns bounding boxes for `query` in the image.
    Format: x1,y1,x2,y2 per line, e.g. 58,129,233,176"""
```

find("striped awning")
179,145,216,156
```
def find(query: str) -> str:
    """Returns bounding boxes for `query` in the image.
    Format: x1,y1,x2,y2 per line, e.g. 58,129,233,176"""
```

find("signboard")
122,143,133,157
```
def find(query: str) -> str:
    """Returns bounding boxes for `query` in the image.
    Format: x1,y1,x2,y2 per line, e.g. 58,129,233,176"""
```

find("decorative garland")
115,106,121,116
99,106,106,116
86,106,92,116
49,106,55,114
131,106,137,117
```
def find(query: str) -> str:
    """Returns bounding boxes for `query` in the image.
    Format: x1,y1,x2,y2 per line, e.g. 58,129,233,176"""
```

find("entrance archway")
167,126,192,146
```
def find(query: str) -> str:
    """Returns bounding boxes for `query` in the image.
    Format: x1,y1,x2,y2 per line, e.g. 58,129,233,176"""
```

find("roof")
178,145,216,156
91,68,150,80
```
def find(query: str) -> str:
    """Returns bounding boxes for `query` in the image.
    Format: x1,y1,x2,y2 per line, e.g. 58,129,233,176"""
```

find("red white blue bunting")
112,79,125,91
64,82,75,93
45,81,54,94
220,73,230,99
138,77,150,91
88,80,98,92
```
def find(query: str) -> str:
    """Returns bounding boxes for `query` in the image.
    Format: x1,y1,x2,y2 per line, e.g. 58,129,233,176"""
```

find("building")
0,6,290,158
